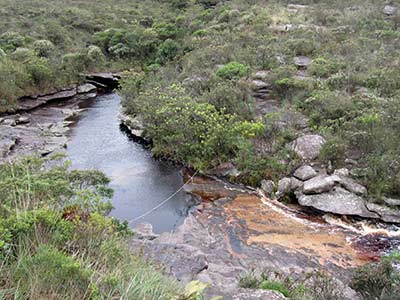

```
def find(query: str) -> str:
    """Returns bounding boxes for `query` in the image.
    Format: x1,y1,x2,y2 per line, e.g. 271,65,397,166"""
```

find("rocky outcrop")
294,165,317,181
296,187,379,219
86,72,119,90
290,134,326,161
119,112,149,142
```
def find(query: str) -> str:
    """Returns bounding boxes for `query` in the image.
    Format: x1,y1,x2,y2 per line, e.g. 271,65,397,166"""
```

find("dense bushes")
0,156,183,299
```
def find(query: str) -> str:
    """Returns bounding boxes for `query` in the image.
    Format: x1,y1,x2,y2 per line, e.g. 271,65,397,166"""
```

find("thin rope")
128,170,198,224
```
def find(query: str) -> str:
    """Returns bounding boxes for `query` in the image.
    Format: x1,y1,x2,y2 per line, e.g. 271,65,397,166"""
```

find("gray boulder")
252,70,269,80
366,203,400,223
276,177,302,198
251,79,270,90
303,175,338,194
294,56,312,68
335,176,367,196
333,168,350,177
290,134,326,161
297,187,379,218
294,165,317,181
383,5,397,16
261,179,275,197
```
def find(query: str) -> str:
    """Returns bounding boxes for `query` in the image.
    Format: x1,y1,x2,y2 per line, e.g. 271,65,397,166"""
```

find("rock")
345,158,358,166
3,119,16,126
294,165,317,181
303,175,338,194
210,162,241,178
233,288,286,300
276,177,292,198
334,168,350,177
294,56,312,68
120,113,147,140
134,223,158,240
252,70,269,80
384,198,400,207
0,136,17,157
383,5,397,16
39,89,77,102
251,79,270,90
77,83,97,94
261,180,275,197
86,72,119,89
366,203,400,223
276,177,302,198
16,116,30,125
297,187,379,218
290,134,326,161
335,176,367,196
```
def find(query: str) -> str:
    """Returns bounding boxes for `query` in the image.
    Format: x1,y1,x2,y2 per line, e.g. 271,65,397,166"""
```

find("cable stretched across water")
128,170,199,224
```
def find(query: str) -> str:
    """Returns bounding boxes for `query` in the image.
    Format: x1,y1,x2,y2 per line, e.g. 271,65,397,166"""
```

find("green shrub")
0,31,25,52
156,39,181,64
216,62,251,80
260,280,290,297
319,138,346,169
33,39,55,58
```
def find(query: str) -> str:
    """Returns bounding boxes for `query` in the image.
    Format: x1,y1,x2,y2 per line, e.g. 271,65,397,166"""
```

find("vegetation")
0,0,399,198
0,155,188,300
238,269,345,300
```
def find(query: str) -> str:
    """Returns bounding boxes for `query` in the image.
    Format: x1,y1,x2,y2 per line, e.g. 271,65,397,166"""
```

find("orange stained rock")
224,195,367,268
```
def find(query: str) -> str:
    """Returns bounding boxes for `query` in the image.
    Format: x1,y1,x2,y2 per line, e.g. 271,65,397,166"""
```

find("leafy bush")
216,62,251,80
33,39,55,57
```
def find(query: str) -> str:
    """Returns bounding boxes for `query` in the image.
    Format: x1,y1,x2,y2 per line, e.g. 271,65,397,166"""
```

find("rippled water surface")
66,93,191,233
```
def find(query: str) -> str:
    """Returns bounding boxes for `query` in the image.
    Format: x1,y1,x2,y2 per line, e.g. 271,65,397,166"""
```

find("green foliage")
0,156,183,299
351,254,400,300
259,280,290,297
216,62,251,80
33,39,55,58
136,84,264,171
156,39,181,64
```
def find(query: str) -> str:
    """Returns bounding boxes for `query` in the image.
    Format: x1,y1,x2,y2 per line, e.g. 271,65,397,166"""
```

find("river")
66,93,192,233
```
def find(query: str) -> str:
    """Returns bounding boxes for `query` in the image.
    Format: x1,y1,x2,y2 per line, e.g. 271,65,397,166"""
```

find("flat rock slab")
297,187,379,219
366,203,400,224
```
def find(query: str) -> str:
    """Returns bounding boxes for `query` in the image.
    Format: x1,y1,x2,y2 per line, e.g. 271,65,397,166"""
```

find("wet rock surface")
129,174,394,299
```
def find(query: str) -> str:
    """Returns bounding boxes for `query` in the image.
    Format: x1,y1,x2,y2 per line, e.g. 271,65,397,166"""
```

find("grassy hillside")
118,0,400,199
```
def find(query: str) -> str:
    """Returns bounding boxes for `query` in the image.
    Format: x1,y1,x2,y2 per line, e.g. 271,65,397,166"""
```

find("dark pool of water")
66,93,192,233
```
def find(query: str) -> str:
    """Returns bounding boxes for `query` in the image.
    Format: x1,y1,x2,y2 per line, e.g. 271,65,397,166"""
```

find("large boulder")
290,134,326,161
296,187,379,218
303,175,338,194
366,203,400,223
294,165,317,181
